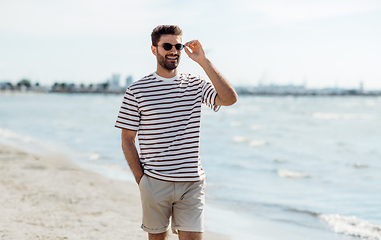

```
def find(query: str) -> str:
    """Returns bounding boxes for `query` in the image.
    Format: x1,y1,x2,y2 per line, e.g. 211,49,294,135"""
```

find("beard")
157,50,180,70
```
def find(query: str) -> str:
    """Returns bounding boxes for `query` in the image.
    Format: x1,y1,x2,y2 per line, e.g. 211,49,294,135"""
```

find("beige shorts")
138,175,205,234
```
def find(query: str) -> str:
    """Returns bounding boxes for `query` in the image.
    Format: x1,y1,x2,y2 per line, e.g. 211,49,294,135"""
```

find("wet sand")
0,143,230,240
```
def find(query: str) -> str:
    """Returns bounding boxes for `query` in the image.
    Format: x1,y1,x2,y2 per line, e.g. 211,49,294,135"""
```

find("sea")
1,93,380,240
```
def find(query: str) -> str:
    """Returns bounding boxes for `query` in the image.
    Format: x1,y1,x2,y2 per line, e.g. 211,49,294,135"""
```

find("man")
115,25,237,240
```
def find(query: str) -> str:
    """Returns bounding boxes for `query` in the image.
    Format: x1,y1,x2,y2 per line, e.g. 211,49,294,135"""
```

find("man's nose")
169,46,178,54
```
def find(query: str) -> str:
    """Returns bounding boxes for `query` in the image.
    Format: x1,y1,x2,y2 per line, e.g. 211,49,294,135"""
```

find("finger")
184,40,196,47
184,45,192,55
188,40,200,51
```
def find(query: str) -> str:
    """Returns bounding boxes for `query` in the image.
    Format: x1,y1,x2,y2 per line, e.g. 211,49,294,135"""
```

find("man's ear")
151,45,157,56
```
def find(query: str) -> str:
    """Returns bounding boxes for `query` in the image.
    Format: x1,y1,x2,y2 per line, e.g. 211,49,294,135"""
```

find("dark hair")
151,25,183,46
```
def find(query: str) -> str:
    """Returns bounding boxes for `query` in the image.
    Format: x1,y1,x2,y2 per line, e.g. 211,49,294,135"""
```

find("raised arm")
121,129,143,184
184,40,238,106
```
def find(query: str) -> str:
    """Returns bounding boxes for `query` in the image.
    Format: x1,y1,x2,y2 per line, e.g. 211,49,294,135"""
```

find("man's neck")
156,66,178,78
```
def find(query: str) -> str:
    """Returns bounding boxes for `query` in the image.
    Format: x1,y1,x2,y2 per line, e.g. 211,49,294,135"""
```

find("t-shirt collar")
153,72,180,83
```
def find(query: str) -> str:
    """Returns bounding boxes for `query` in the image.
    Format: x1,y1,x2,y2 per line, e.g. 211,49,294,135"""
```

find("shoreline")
0,143,230,240
2,90,381,97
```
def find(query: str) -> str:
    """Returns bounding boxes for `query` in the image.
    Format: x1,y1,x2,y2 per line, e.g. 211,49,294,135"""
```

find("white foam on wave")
312,112,373,120
232,137,268,147
249,140,267,147
0,127,32,143
76,161,134,182
365,100,377,106
251,125,266,131
233,137,268,147
231,121,243,127
233,136,249,143
354,162,367,168
0,127,62,156
89,153,101,160
277,169,308,178
319,214,381,240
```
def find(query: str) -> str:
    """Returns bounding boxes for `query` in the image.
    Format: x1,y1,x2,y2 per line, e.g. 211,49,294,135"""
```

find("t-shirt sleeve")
115,88,140,131
200,77,221,112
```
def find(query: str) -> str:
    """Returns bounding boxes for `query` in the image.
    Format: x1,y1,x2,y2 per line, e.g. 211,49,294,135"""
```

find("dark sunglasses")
155,43,184,51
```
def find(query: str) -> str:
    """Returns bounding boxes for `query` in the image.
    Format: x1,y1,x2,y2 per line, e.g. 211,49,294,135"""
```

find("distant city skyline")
4,77,381,96
1,0,381,90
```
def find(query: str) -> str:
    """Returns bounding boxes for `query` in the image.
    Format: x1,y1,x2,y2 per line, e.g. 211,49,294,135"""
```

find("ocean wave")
319,214,381,240
365,100,377,106
233,136,249,143
251,125,266,131
89,153,101,160
312,112,373,120
354,162,368,168
287,207,319,217
231,121,243,127
249,140,267,147
233,137,268,147
0,127,32,143
274,158,284,163
277,169,308,178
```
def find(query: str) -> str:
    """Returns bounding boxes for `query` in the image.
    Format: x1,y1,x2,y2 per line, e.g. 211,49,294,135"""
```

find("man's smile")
166,55,178,61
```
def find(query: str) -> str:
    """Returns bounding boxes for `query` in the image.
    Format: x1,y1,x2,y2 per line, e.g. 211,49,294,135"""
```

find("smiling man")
115,25,237,240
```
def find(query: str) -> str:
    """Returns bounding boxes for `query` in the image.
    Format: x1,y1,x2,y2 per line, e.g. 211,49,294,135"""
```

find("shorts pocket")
138,174,145,187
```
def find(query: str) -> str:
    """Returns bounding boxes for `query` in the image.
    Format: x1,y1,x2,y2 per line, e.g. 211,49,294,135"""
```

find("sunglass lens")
175,44,184,50
162,43,172,51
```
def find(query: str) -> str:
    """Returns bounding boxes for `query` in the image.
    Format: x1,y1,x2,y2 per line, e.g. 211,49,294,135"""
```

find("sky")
1,0,381,90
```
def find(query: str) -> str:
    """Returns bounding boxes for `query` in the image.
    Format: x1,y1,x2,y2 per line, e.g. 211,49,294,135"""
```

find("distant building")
110,74,120,88
107,74,124,92
126,75,133,87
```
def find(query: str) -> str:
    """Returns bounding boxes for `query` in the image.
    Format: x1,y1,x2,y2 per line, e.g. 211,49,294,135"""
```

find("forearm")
199,58,238,106
121,138,143,184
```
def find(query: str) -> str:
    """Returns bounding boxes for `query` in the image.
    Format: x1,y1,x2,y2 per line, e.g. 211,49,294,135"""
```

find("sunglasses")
155,43,184,51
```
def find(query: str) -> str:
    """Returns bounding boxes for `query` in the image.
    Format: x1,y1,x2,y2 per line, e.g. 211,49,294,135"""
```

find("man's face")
153,34,182,70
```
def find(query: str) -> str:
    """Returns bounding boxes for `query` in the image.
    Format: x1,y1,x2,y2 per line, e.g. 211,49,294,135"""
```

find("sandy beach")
0,143,229,240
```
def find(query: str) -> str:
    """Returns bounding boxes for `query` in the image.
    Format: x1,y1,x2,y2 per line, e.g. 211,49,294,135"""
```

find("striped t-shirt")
115,72,220,182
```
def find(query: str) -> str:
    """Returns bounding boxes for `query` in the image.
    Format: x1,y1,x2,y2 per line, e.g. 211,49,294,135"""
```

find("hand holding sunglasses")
184,40,206,64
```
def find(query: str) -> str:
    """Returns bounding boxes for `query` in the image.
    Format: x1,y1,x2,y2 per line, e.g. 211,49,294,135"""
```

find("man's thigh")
140,176,206,234
139,175,173,233
172,180,205,233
